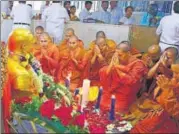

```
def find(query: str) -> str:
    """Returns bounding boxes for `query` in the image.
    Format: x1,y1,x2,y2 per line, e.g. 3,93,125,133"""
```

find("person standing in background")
119,6,135,25
6,1,13,16
42,1,69,44
156,1,179,52
140,4,164,27
39,1,50,19
92,1,111,24
79,1,93,22
70,6,79,21
64,1,71,17
10,1,33,30
110,1,123,25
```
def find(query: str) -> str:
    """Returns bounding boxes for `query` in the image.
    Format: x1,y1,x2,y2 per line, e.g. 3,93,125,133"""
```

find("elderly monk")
146,47,177,94
55,36,85,91
58,28,84,51
33,32,59,77
99,42,147,113
89,31,116,50
83,37,115,86
130,65,179,133
142,44,161,68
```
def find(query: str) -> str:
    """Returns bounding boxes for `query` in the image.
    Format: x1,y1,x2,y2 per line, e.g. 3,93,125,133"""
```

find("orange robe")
55,47,85,91
33,44,59,77
59,39,84,51
99,57,147,113
83,47,115,87
89,39,116,50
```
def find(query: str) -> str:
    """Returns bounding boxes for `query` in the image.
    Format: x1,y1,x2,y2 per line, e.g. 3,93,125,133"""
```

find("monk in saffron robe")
83,37,115,87
55,36,85,91
58,28,84,51
99,43,147,113
34,32,59,77
142,44,161,68
32,26,44,56
89,31,116,50
130,65,179,133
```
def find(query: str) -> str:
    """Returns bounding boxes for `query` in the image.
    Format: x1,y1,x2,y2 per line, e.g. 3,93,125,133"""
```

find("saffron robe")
55,47,85,91
99,57,147,113
33,44,59,77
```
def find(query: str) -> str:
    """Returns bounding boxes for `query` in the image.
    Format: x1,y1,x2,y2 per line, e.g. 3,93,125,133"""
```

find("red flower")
39,99,55,119
89,125,105,133
73,114,85,128
15,97,32,105
54,106,73,126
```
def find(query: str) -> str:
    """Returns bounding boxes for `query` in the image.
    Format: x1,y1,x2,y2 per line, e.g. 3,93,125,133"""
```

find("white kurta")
42,3,69,44
10,3,33,30
156,14,179,52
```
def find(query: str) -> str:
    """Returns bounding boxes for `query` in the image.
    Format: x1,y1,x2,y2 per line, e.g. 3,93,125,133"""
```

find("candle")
81,79,91,112
109,95,116,121
95,86,103,109
74,88,79,96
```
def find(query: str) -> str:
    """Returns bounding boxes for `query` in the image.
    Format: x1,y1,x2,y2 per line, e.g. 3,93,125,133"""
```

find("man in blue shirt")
140,4,164,27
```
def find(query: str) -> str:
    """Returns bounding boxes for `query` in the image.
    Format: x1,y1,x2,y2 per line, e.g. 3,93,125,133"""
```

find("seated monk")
55,36,85,91
58,28,84,51
32,26,44,55
2,28,43,133
89,31,116,50
130,65,179,133
33,32,59,77
142,44,161,68
99,43,147,113
120,41,141,57
146,47,177,94
83,37,115,87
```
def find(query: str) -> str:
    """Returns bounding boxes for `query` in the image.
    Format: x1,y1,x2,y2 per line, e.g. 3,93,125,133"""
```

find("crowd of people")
1,1,179,133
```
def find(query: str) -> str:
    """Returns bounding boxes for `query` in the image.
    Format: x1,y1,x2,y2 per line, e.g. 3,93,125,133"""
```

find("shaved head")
96,37,107,51
96,31,106,39
117,42,131,52
68,35,78,49
164,47,178,67
65,28,75,40
148,45,161,61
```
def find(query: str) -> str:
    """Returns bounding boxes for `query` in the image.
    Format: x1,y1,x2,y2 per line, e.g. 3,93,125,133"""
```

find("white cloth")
119,16,135,25
110,7,123,25
42,3,69,44
156,14,179,51
40,4,49,15
10,3,33,25
91,9,111,24
79,8,92,22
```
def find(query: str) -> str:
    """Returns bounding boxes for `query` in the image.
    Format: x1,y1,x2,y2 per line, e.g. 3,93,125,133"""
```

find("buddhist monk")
58,28,84,51
99,42,147,113
120,41,141,57
146,47,177,94
55,36,85,91
89,31,116,50
130,65,179,133
34,32,59,77
83,37,115,87
142,44,161,68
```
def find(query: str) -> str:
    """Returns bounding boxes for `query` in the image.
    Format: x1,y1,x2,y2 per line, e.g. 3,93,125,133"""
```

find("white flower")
117,127,126,132
119,120,127,125
107,124,115,131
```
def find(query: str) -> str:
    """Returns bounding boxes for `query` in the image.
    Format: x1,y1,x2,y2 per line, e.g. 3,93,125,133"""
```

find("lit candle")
81,79,91,112
109,95,116,121
95,86,103,109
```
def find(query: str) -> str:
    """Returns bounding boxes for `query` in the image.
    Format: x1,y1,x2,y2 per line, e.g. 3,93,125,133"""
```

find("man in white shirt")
156,1,179,52
110,1,123,25
10,1,33,30
119,6,135,25
42,1,69,44
92,1,111,24
39,1,50,19
79,1,93,22
1,1,9,17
